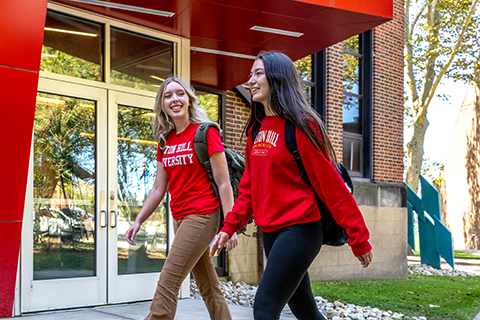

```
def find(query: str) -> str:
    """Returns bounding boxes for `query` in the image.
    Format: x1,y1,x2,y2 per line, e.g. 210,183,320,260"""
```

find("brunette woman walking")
210,52,373,320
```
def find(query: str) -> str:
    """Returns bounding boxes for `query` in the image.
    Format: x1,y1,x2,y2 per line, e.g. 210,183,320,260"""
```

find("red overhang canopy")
52,0,393,90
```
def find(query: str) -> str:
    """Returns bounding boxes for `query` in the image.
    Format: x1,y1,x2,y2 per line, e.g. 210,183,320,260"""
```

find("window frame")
308,31,372,180
192,85,227,276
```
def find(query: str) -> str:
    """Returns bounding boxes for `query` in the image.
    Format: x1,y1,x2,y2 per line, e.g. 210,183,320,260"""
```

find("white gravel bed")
408,263,478,277
190,281,418,319
190,265,478,319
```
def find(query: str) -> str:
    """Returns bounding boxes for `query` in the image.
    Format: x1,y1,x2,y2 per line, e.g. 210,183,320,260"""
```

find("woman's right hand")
125,222,141,246
209,232,230,257
356,250,373,268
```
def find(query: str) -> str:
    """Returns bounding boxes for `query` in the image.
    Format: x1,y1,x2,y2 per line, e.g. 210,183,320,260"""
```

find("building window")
296,33,372,178
41,10,174,92
195,87,226,276
110,27,173,92
41,10,103,81
342,31,372,178
294,56,314,106
196,89,221,124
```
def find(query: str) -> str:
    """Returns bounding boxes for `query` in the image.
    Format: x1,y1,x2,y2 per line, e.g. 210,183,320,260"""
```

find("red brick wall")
371,0,404,184
224,90,249,153
323,0,404,184
224,0,404,186
325,43,345,158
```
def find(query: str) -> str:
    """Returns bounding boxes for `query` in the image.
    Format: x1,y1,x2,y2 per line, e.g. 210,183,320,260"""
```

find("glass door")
21,80,175,311
21,78,108,312
107,90,172,303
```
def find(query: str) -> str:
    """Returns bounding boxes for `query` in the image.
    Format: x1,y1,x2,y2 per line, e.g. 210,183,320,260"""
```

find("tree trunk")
406,111,429,192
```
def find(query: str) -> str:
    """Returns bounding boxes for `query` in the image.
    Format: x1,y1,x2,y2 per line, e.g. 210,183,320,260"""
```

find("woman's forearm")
217,181,234,219
134,186,167,225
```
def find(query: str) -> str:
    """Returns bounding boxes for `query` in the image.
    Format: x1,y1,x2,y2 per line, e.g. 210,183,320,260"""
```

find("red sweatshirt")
221,116,371,257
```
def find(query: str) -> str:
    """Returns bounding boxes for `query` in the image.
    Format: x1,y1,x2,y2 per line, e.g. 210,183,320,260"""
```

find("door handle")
110,191,117,229
100,190,106,229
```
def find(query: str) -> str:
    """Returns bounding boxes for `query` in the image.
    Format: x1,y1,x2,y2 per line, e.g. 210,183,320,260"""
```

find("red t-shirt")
221,116,371,257
156,123,224,220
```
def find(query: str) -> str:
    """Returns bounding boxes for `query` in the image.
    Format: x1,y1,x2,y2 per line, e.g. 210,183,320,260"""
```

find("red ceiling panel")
200,0,331,20
333,0,393,19
252,10,390,60
190,51,254,90
292,0,333,6
190,58,254,91
51,0,392,89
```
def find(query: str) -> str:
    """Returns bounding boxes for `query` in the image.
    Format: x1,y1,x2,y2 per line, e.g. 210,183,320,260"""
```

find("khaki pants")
145,208,232,320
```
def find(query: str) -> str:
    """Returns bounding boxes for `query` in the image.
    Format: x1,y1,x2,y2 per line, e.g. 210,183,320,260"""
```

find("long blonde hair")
152,76,210,145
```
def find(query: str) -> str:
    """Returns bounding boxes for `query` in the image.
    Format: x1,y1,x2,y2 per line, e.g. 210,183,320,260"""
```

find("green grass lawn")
311,275,480,320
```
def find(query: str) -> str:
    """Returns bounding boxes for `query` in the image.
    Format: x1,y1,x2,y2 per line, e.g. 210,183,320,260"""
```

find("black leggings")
253,219,326,320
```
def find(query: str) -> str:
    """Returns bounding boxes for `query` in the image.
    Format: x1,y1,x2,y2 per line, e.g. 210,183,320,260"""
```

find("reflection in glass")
110,28,173,92
343,34,364,174
344,35,359,53
116,106,168,274
343,53,360,94
294,55,312,82
301,84,312,106
33,93,96,280
343,95,362,134
343,135,362,172
41,10,102,81
197,91,220,123
195,91,224,273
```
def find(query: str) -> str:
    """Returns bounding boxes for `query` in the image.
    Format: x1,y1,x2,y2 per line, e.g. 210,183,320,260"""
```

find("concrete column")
0,1,48,317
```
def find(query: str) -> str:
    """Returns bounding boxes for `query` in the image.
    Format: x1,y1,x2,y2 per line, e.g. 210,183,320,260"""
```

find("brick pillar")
372,0,405,184
225,90,249,153
325,43,345,159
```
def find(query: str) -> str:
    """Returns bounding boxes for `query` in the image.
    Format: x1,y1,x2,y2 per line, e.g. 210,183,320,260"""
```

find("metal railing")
405,175,454,269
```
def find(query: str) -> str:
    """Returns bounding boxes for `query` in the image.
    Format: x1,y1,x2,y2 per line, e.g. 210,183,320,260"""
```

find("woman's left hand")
210,232,230,257
225,232,238,252
357,250,373,268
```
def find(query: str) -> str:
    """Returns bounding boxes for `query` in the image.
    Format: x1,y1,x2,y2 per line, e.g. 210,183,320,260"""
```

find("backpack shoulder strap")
284,119,308,181
194,122,221,196
284,120,353,194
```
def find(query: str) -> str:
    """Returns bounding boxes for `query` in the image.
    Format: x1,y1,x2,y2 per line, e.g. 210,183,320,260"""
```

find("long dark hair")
243,51,339,168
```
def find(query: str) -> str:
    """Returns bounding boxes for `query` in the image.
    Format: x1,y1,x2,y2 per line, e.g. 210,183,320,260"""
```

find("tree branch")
422,0,480,116
409,1,427,40
418,1,440,118
405,0,420,106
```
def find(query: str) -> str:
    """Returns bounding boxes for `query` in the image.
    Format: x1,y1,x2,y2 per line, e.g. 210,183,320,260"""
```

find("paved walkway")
8,255,480,320
5,299,294,320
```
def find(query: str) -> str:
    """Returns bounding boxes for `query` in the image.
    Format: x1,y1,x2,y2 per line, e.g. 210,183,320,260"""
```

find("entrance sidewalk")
6,299,295,320
9,255,480,320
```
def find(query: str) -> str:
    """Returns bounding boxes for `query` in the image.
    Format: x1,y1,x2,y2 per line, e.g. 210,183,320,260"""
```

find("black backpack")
161,122,249,234
193,123,254,234
252,120,352,246
193,122,245,200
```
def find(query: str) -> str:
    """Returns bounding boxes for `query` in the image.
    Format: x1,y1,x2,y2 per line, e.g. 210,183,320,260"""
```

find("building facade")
0,0,404,317
225,1,406,282
439,74,480,250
